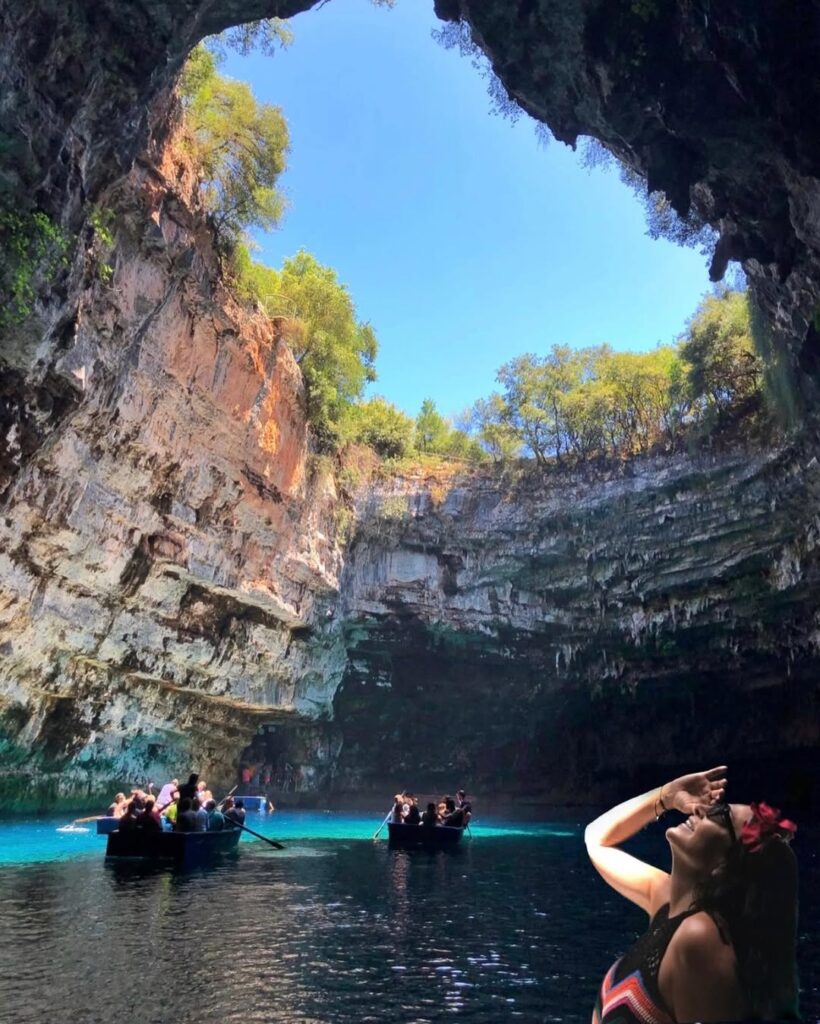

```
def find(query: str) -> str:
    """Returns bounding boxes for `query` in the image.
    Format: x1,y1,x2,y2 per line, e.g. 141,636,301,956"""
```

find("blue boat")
387,822,464,849
105,827,241,866
237,795,269,812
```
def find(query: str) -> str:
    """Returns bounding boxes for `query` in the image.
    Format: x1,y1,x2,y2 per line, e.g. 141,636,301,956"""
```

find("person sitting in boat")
178,773,199,803
205,799,225,831
117,796,142,831
456,789,468,809
160,789,180,827
443,802,466,828
389,795,405,824
106,793,127,818
405,794,421,825
196,780,213,804
156,778,178,809
192,797,208,832
136,798,162,832
421,802,439,828
175,797,198,832
224,798,246,829
436,800,447,823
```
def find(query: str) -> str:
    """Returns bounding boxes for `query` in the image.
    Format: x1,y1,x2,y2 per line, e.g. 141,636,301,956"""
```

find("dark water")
0,813,816,1023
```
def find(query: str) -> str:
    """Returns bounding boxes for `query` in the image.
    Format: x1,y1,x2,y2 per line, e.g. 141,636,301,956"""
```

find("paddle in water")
373,809,392,840
230,819,284,850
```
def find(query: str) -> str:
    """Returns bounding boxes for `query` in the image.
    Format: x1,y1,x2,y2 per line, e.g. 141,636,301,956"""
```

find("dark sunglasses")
705,801,736,842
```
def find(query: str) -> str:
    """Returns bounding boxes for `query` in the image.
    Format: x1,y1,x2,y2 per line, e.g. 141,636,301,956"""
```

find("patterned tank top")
593,904,696,1024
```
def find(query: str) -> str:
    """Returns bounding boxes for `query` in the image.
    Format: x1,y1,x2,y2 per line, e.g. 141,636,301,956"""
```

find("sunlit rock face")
2,0,820,809
0,132,345,810
333,449,820,804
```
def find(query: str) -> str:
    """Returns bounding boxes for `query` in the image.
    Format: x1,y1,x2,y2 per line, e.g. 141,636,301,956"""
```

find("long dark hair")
692,835,799,1020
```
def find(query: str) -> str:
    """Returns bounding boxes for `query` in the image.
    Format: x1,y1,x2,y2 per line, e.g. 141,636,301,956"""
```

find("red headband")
740,801,797,852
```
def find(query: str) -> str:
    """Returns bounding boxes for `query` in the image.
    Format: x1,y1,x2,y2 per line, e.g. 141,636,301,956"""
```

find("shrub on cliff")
681,289,762,413
465,293,772,466
241,250,378,441
339,397,415,459
179,46,289,246
414,399,485,461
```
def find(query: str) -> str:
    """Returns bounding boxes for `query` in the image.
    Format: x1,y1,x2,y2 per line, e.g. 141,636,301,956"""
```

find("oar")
373,809,392,840
231,818,284,850
72,813,103,824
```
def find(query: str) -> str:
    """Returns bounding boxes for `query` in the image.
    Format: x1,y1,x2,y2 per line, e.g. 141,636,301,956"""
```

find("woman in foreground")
585,766,798,1023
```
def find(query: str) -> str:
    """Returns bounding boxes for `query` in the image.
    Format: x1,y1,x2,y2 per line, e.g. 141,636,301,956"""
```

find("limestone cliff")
333,448,820,805
2,1,820,810
0,127,345,809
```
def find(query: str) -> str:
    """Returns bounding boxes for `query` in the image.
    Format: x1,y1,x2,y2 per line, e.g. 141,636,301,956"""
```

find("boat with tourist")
105,826,241,866
387,821,465,849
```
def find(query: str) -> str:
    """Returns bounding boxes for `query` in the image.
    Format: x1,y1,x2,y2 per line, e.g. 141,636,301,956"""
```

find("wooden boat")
387,822,465,849
105,827,241,866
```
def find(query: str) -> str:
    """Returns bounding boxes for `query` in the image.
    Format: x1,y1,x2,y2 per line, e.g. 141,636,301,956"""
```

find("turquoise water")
0,811,816,1023
0,810,578,866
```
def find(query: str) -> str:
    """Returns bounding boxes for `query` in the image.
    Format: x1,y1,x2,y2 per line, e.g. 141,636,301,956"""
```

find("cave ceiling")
3,0,820,390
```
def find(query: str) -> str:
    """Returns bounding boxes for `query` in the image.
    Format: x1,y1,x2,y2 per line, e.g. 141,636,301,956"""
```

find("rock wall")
2,1,820,809
0,130,346,810
332,447,820,807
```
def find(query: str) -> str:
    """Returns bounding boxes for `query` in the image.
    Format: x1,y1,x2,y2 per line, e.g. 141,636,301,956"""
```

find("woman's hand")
664,765,727,814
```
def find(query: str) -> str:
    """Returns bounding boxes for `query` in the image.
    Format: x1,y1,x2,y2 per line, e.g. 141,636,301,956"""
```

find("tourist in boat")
585,765,799,1023
436,800,447,823
443,802,466,828
136,798,162,832
196,780,213,804
389,795,405,824
192,797,208,832
205,799,225,831
405,794,421,825
117,796,141,831
421,802,439,828
156,778,178,808
161,789,180,827
455,789,468,809
178,773,199,803
106,793,127,818
224,798,246,828
175,797,198,832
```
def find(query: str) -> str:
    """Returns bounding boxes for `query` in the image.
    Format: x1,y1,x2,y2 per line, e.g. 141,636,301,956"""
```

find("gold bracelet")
654,786,667,821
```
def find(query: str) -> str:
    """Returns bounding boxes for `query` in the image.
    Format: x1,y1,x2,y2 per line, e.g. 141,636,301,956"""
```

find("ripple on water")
0,814,816,1024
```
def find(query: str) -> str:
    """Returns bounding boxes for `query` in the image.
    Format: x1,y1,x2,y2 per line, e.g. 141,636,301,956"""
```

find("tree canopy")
465,290,773,466
179,46,289,245
242,250,378,438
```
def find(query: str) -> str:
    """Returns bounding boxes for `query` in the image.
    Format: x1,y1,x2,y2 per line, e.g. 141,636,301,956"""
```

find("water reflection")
0,825,816,1023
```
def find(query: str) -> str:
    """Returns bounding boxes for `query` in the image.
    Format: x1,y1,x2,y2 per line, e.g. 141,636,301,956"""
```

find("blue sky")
222,0,713,419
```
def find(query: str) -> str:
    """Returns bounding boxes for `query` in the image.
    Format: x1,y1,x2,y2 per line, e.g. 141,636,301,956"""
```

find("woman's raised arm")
584,766,727,915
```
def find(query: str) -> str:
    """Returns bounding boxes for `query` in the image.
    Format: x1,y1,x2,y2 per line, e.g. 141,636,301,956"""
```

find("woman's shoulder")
660,912,744,1021
669,911,737,970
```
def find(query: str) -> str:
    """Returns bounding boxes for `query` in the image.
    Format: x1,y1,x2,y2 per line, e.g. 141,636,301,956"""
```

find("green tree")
468,395,522,462
415,399,450,453
340,397,414,459
248,250,378,436
680,290,761,413
496,347,582,463
179,46,289,245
